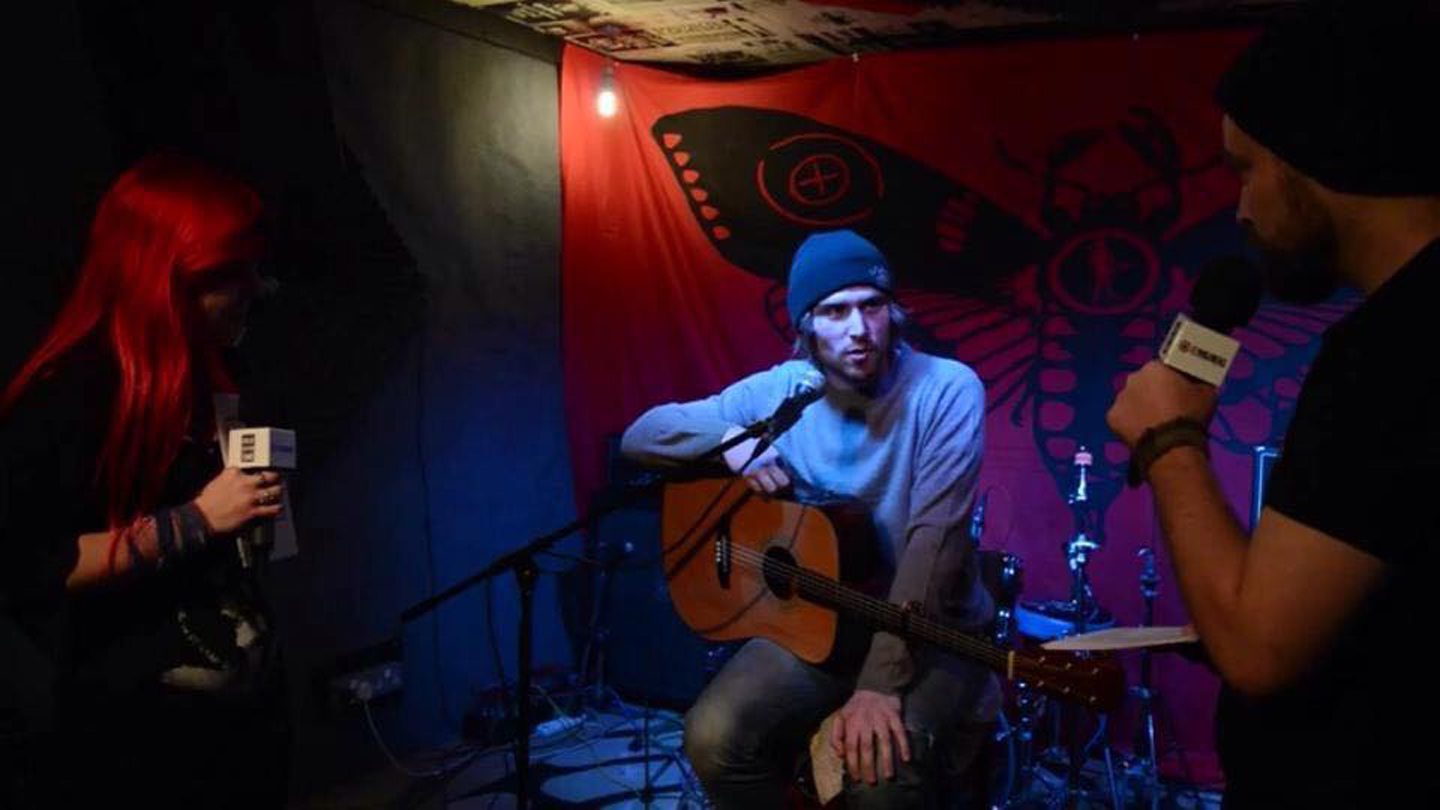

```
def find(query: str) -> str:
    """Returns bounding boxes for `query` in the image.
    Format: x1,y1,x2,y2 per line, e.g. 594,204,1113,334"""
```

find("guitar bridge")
715,518,731,588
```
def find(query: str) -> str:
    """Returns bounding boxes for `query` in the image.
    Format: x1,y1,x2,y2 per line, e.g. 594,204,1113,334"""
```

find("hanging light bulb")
597,59,618,118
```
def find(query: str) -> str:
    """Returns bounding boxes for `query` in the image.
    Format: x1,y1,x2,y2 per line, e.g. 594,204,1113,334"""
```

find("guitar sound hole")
761,546,798,599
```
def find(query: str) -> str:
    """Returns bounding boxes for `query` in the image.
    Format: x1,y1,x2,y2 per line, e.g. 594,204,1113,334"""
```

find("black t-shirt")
0,338,276,725
1216,239,1440,807
0,341,108,738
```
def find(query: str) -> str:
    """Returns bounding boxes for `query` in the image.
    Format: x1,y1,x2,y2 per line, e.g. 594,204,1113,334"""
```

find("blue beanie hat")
785,230,892,326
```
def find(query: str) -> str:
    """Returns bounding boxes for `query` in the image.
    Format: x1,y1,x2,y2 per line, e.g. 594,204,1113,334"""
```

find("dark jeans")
684,638,998,809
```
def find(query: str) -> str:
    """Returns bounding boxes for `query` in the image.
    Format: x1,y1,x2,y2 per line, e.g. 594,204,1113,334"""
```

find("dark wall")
2,0,572,796
296,0,573,789
1,3,113,377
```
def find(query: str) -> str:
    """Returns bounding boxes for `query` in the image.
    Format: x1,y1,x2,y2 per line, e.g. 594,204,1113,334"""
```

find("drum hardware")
1009,447,1122,810
1117,547,1200,809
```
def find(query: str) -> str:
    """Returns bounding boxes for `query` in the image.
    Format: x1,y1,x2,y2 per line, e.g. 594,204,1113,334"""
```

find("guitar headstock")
1013,649,1127,713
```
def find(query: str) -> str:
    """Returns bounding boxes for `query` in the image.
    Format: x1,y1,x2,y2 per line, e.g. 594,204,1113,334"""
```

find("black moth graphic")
651,106,1352,527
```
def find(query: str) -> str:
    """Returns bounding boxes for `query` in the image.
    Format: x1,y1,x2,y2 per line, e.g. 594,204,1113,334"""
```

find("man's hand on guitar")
721,425,790,494
830,689,910,784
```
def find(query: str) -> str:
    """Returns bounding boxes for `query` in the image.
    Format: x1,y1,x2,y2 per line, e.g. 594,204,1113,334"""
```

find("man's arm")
1109,360,1386,697
620,363,794,466
1144,446,1383,696
620,365,800,492
856,365,985,695
620,400,737,467
833,364,984,784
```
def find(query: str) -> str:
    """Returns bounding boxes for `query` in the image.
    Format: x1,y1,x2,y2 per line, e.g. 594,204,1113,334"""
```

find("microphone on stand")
724,367,827,478
762,367,827,442
227,427,297,570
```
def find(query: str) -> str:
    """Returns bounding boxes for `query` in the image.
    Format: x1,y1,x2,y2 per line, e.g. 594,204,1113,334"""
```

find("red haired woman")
1,154,290,806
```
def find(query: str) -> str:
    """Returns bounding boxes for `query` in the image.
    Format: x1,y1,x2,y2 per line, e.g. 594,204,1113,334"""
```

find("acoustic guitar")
660,478,1125,712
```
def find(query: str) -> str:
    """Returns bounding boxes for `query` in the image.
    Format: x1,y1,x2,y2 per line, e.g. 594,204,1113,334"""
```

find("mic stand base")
513,559,537,807
400,424,786,808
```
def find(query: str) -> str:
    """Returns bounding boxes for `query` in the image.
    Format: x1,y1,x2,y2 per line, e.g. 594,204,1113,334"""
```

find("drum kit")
984,447,1199,810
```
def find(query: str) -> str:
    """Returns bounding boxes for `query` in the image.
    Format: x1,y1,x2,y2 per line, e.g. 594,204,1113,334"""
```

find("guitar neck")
661,479,1121,710
787,566,1012,673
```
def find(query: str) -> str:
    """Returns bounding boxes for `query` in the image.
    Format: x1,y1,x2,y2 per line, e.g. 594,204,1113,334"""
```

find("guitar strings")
721,542,1012,669
663,487,1079,684
706,498,1009,667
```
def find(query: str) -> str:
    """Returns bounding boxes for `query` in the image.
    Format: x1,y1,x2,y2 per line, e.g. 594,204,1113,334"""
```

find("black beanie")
1216,1,1440,196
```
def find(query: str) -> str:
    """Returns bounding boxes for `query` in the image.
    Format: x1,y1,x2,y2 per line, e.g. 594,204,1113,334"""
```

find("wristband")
1127,417,1209,487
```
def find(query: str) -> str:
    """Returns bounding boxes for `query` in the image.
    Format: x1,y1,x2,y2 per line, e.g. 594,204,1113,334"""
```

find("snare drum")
1015,599,1116,642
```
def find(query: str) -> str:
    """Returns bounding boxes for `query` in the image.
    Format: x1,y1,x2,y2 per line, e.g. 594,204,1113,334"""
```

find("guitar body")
660,478,875,664
660,478,1127,713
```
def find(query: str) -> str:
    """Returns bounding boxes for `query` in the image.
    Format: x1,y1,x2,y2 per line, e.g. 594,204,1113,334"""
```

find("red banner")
560,34,1347,777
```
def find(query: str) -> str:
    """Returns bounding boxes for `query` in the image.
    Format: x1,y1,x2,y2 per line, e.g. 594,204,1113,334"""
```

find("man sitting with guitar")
622,229,998,808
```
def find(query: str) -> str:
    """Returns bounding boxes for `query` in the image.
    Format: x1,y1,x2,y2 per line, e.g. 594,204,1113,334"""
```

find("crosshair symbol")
1046,228,1159,315
788,154,851,207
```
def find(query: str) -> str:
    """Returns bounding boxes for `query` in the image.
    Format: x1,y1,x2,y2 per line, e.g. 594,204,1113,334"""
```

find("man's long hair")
1,154,263,552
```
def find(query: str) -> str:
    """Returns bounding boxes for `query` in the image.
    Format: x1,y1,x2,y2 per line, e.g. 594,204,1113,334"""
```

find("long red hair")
1,154,263,544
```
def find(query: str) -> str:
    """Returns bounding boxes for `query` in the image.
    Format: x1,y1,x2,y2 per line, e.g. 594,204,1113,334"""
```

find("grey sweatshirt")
620,344,993,695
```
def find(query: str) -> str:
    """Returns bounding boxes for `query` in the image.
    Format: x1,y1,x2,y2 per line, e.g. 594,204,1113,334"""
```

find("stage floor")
297,701,1222,809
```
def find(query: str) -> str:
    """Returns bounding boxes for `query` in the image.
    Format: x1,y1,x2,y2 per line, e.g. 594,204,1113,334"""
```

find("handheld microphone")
1157,256,1263,386
227,427,298,569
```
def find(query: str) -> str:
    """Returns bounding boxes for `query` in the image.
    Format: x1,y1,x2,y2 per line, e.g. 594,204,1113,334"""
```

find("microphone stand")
399,397,811,808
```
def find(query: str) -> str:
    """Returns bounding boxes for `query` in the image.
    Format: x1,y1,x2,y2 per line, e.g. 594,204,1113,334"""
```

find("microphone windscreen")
1190,256,1263,334
795,367,826,395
